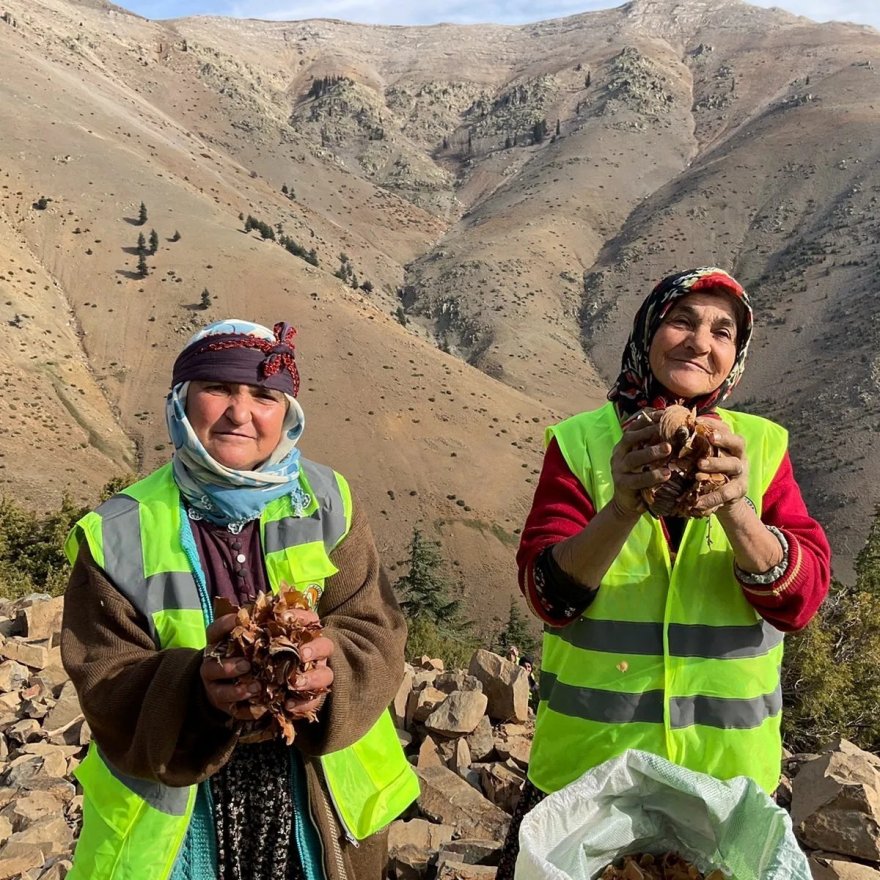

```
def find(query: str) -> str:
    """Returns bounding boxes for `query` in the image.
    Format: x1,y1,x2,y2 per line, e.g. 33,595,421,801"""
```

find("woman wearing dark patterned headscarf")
497,268,831,879
62,319,416,880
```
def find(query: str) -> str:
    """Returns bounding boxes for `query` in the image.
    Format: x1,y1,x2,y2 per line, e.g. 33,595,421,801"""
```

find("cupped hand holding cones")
614,406,748,520
200,588,334,744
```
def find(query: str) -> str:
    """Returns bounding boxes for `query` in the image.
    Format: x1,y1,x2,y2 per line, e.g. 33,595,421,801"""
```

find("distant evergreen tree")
136,251,148,278
137,202,148,225
495,598,540,658
199,288,212,310
136,233,146,254
334,253,354,283
555,118,561,136
532,118,548,144
395,528,461,625
170,230,181,242
148,229,159,255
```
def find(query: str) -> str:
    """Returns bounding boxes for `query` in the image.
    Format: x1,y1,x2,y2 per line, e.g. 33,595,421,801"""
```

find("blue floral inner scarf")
165,381,309,532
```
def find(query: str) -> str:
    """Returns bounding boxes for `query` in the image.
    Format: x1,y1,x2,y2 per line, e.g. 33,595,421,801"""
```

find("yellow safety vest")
529,403,788,795
64,460,418,880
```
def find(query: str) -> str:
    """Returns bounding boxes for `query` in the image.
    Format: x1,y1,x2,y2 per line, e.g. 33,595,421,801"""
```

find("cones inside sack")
600,852,727,880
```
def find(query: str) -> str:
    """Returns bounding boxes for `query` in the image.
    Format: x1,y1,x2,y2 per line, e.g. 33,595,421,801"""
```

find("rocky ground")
0,595,878,879
0,0,878,608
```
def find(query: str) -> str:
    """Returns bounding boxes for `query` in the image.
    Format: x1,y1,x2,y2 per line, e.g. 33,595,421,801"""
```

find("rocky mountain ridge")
0,0,877,616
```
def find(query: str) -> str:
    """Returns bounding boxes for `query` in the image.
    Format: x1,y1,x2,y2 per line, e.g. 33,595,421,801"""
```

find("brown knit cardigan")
61,498,408,880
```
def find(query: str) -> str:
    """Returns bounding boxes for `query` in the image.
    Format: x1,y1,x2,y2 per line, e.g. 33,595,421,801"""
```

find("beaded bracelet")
734,525,790,585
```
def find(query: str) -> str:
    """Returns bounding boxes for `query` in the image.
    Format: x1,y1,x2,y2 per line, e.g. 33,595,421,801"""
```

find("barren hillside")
0,0,876,619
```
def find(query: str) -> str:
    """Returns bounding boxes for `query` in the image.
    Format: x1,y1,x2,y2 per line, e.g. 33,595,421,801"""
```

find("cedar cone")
639,404,728,518
600,852,728,879
207,589,329,744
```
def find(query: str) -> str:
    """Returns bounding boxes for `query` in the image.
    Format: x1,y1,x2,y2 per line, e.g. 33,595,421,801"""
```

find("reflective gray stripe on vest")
97,745,190,815
550,618,783,659
264,459,347,556
97,495,200,645
539,671,664,724
539,672,781,729
670,687,782,730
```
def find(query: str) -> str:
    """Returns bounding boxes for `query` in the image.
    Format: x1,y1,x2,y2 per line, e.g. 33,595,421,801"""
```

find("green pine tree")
137,251,148,278
136,232,146,254
396,528,461,625
395,528,478,667
496,598,539,658
137,201,148,225
148,229,159,255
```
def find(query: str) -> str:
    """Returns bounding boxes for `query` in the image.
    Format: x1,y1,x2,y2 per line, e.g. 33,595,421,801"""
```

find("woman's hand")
201,613,266,720
691,420,749,516
610,413,672,518
201,610,335,722
283,610,335,721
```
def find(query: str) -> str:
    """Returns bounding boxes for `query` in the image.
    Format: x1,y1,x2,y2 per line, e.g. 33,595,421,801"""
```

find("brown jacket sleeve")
61,495,406,782
294,500,408,755
61,545,237,786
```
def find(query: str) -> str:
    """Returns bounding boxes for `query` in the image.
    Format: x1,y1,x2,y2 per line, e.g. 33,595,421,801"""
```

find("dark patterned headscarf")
608,267,752,418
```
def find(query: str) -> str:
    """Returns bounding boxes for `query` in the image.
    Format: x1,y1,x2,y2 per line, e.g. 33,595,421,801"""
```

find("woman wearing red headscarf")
497,268,830,878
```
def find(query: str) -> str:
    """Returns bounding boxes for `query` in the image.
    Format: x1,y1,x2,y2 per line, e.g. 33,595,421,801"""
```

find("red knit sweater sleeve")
517,442,832,632
517,439,596,625
737,451,831,631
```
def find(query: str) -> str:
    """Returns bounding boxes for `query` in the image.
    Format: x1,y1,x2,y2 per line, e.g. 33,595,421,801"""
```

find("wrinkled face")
648,291,739,400
186,381,287,470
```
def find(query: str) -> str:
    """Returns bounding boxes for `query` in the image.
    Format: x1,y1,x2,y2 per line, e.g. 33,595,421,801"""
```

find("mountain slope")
0,0,876,606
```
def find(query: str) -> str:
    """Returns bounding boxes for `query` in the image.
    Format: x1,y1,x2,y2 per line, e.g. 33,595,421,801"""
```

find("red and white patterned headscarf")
608,267,753,418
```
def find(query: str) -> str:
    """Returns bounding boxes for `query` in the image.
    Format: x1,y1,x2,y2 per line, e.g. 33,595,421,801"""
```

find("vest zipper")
316,765,352,880
319,760,359,848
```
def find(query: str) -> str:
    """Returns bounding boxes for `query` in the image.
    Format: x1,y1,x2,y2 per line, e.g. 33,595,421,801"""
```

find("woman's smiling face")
648,290,739,400
186,381,287,470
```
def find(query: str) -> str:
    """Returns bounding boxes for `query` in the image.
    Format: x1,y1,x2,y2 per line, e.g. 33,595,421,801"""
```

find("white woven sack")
515,749,810,880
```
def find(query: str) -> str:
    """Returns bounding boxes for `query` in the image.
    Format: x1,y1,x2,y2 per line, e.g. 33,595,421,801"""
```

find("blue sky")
118,0,879,29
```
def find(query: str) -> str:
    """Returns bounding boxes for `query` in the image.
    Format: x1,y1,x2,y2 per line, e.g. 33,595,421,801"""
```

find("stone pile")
0,598,878,880
387,649,534,880
388,652,880,880
0,595,84,880
788,740,880,879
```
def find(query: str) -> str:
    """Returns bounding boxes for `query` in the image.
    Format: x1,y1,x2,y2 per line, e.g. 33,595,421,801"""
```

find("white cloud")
124,0,880,30
748,0,877,26
225,0,628,25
